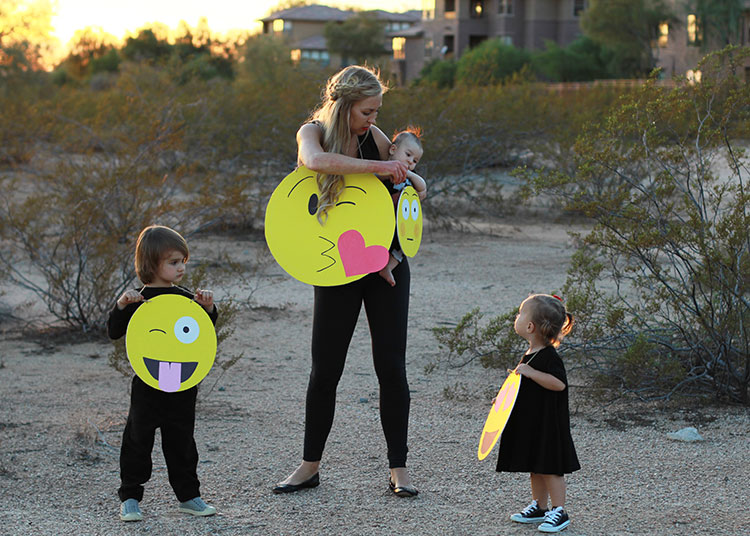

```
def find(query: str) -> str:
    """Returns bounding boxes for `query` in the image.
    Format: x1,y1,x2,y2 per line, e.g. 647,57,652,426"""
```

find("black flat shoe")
272,472,320,494
389,477,419,498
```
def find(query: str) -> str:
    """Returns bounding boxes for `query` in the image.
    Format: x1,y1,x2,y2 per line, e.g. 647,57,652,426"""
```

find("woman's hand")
378,160,408,184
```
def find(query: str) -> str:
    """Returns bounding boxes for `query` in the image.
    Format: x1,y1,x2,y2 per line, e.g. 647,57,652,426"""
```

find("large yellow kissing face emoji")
478,371,521,460
265,166,396,286
396,186,423,257
125,294,217,392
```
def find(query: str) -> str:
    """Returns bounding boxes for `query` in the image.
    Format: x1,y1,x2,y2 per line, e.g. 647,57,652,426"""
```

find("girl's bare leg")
530,473,549,509
541,474,566,508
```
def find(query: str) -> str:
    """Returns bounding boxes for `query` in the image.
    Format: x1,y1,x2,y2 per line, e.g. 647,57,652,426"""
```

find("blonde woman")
273,65,418,497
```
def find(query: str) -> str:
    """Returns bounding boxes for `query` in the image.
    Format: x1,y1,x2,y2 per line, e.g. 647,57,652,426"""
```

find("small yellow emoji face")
396,186,423,257
478,371,521,460
265,166,395,286
125,294,217,392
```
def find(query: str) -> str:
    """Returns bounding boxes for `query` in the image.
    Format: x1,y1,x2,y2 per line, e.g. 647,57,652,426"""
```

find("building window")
500,35,513,45
443,34,454,56
272,19,284,33
445,0,455,13
573,0,586,17
686,69,702,84
498,0,513,15
471,0,485,18
469,35,487,48
393,37,406,60
658,23,669,47
422,0,435,19
687,14,702,46
291,49,301,62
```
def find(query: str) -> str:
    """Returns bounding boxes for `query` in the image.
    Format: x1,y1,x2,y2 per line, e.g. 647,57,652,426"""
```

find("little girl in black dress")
496,294,579,533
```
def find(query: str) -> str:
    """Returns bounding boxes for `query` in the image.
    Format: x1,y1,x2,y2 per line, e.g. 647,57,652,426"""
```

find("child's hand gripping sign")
477,370,522,460
265,166,396,286
126,294,217,392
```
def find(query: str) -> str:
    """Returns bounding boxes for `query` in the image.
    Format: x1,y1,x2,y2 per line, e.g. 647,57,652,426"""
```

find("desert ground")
1,221,749,536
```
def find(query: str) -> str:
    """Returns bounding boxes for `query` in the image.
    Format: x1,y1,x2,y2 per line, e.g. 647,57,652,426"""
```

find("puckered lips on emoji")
265,166,395,286
478,371,521,460
126,294,217,393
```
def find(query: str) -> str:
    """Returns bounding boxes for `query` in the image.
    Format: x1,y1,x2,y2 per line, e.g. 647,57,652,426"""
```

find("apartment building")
654,0,750,80
259,4,420,72
420,0,586,61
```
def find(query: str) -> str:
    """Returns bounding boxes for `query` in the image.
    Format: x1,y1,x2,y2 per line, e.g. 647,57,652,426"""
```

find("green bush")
435,46,750,404
455,40,531,86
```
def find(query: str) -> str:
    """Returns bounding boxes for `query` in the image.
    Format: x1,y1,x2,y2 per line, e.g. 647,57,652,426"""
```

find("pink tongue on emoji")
158,362,182,392
337,229,389,277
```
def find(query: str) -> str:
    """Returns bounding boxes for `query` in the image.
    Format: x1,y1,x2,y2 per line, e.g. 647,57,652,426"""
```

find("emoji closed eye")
174,316,200,344
149,328,166,334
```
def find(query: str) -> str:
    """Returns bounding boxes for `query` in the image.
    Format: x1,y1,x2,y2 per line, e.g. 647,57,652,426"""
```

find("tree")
324,12,387,65
581,0,677,77
531,36,614,82
0,0,54,75
688,0,745,46
455,39,530,85
62,26,119,78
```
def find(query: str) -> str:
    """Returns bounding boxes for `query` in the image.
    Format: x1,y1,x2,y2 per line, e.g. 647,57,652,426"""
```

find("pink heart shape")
338,229,389,277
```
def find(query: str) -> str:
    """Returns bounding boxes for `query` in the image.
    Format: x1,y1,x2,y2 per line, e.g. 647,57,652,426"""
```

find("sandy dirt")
1,222,749,536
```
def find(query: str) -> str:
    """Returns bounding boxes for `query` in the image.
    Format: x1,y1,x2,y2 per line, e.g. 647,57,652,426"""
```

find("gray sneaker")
120,498,143,522
178,497,217,517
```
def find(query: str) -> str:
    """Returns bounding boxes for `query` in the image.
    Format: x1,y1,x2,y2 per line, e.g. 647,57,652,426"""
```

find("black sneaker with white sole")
509,500,548,523
538,506,570,533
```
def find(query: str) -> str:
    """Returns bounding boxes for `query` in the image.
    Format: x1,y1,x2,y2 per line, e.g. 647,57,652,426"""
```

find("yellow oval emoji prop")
125,294,217,392
478,371,521,460
265,166,395,286
396,186,422,257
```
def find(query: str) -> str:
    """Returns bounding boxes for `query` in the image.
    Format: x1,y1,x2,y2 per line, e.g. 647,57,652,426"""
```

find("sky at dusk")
50,1,423,52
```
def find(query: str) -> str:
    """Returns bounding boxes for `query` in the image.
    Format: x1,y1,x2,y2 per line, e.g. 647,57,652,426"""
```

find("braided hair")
308,65,386,222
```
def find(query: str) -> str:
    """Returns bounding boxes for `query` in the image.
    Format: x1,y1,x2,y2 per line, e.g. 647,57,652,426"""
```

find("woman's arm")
516,363,566,391
297,124,407,181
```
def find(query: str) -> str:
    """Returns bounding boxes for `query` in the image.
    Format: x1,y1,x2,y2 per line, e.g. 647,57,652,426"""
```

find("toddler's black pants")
118,376,200,502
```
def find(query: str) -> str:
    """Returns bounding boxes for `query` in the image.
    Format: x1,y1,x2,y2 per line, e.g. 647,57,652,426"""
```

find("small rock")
359,397,368,403
667,427,704,442
218,386,226,392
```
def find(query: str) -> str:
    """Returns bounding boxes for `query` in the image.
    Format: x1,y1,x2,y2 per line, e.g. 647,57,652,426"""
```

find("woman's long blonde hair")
308,65,386,222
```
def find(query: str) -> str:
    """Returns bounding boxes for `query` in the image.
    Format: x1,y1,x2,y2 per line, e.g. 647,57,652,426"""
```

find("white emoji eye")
174,316,200,344
401,198,410,220
411,199,420,221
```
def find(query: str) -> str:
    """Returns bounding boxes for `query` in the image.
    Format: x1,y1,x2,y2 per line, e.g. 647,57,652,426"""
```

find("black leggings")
303,260,411,468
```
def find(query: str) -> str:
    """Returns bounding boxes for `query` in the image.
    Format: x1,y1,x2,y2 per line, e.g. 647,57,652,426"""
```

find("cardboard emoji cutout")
265,166,395,286
396,186,423,257
126,294,217,392
478,371,521,460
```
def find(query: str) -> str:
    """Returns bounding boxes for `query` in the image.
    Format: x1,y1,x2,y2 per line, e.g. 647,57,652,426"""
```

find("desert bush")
455,40,531,86
433,46,750,405
415,58,458,88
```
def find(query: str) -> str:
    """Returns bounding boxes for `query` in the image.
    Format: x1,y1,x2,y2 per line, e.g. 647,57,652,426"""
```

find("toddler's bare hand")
117,290,143,309
195,289,214,310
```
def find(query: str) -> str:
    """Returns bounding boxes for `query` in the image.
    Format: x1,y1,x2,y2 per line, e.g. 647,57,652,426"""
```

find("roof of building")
260,4,422,24
260,5,350,23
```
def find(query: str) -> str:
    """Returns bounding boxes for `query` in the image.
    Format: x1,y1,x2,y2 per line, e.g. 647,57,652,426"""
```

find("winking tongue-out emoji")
125,294,216,392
